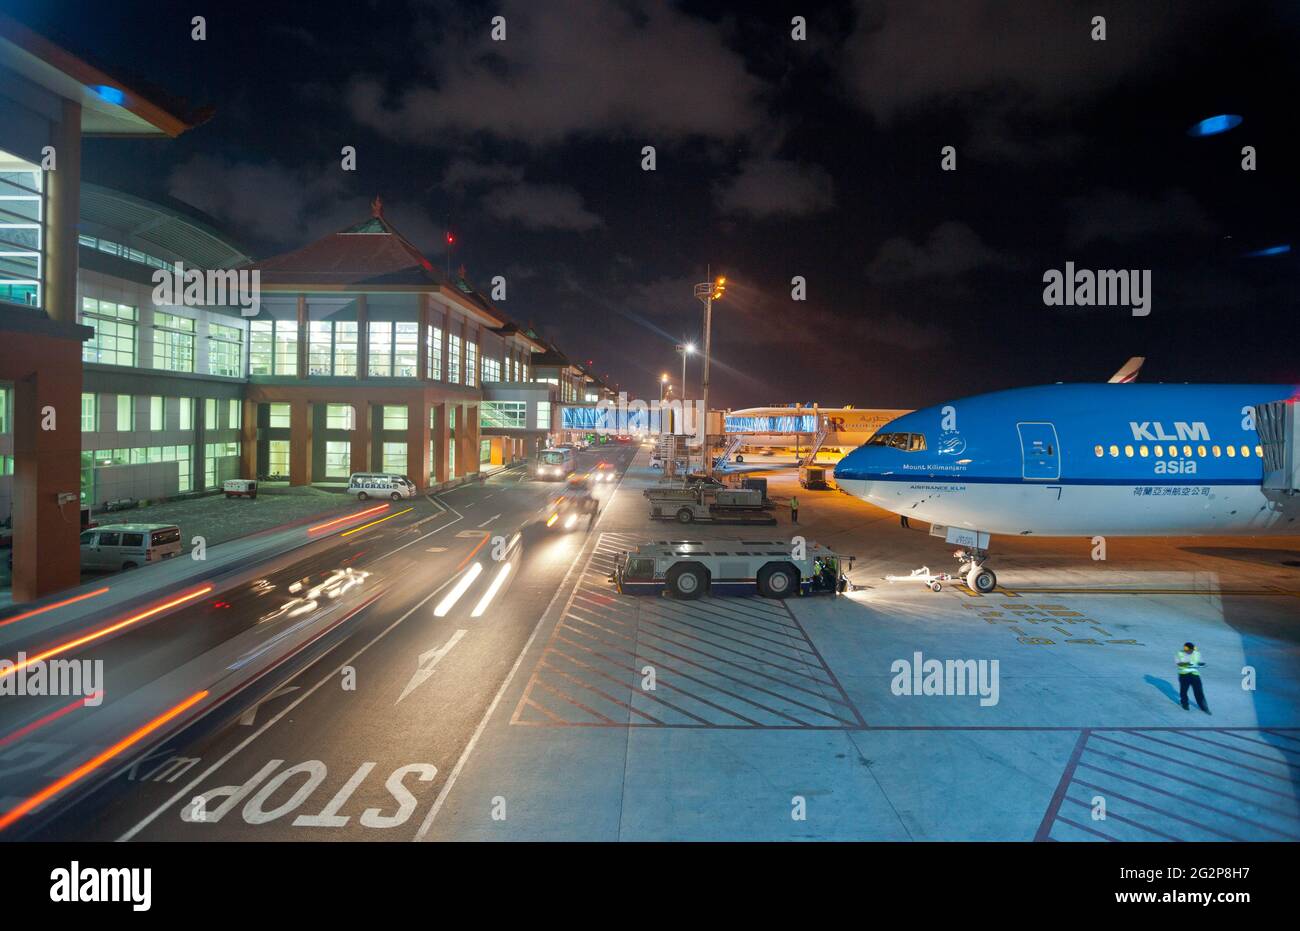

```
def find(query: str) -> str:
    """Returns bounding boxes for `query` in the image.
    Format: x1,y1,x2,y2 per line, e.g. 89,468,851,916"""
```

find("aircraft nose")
834,445,875,484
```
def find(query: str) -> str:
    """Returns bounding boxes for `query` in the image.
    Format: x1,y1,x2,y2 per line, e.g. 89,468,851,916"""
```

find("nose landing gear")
955,548,997,594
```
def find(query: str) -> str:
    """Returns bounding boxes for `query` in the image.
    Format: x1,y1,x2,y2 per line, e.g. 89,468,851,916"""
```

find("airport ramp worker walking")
1176,642,1209,713
791,495,799,524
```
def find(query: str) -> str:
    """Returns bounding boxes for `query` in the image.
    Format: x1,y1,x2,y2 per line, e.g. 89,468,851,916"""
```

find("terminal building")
0,14,615,600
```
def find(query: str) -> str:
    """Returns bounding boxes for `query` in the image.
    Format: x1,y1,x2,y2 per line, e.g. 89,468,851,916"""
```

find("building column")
458,403,479,476
9,349,82,599
356,295,369,378
45,98,81,326
240,397,258,479
417,295,430,381
350,401,370,474
406,391,430,488
433,401,449,483
289,399,313,485
296,294,308,378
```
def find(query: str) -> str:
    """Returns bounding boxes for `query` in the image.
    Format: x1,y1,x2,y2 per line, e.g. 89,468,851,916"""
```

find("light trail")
434,563,483,617
0,587,111,630
470,562,513,617
0,689,209,832
0,586,213,680
340,506,414,537
307,503,389,534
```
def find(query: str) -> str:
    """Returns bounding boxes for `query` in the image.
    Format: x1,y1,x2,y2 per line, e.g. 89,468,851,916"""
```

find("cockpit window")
866,431,927,451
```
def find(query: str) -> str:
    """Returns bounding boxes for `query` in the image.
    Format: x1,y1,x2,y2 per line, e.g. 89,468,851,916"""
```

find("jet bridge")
1256,399,1300,493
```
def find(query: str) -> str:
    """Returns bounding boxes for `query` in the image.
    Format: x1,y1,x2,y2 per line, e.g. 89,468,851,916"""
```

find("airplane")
833,381,1300,593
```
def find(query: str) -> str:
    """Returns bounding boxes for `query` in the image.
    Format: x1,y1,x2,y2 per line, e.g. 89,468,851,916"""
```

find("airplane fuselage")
834,383,1300,537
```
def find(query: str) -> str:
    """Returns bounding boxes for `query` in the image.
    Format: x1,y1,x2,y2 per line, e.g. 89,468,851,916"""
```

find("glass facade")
209,322,243,377
481,401,527,429
0,148,43,308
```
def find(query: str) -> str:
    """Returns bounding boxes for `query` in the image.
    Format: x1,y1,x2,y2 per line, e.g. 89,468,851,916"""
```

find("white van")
533,448,576,480
348,472,417,501
80,524,183,571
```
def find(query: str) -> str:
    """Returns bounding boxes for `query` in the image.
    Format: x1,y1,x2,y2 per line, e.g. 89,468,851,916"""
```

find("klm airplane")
834,383,1300,593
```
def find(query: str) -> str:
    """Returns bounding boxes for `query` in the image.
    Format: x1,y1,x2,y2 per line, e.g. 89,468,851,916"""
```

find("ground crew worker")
791,495,799,524
1176,642,1209,713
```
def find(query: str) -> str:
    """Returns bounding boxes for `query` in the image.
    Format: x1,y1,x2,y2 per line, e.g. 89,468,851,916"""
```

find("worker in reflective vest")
790,495,799,524
1176,642,1209,713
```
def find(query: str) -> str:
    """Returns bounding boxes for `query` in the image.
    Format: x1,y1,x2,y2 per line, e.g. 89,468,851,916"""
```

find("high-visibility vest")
1176,649,1202,676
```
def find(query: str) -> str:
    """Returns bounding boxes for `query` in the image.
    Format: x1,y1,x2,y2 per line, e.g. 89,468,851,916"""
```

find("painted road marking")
238,686,301,726
476,514,501,528
397,630,467,704
118,569,467,841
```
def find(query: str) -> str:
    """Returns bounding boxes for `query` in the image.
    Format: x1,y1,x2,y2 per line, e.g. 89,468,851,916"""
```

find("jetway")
1257,399,1300,492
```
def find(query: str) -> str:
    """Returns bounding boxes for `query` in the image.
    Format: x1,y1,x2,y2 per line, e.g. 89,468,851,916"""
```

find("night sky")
9,0,1300,407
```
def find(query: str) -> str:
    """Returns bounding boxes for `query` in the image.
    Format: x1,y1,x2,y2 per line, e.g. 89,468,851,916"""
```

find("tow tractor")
611,539,853,599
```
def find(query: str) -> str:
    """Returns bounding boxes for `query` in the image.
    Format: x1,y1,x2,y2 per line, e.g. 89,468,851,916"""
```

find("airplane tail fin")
1108,356,1145,383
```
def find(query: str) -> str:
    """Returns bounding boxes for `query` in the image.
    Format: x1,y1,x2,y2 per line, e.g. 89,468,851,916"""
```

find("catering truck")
611,539,852,599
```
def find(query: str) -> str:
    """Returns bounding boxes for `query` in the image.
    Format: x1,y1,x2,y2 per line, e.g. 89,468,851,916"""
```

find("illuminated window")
0,148,43,309
81,393,98,432
325,441,350,477
1212,445,1220,457
382,405,408,431
394,322,418,377
205,398,216,428
465,340,478,386
1154,445,1163,457
1094,445,1103,457
1138,445,1149,457
274,321,297,376
382,441,408,474
1226,445,1236,457
1256,445,1263,457
481,401,527,429
1197,445,1207,457
448,333,462,384
229,399,240,429
326,404,354,430
117,394,133,431
1182,445,1192,458
268,403,291,429
249,320,274,375
178,398,193,431
153,311,196,372
1108,445,1119,458
482,356,502,382
267,440,290,477
427,326,442,380
209,322,243,377
537,401,552,430
81,298,137,366
1124,445,1134,457
1240,445,1250,458
150,396,164,431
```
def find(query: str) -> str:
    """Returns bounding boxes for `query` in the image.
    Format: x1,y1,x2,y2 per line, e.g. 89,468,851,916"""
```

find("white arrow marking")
476,513,501,528
396,629,467,704
239,685,301,725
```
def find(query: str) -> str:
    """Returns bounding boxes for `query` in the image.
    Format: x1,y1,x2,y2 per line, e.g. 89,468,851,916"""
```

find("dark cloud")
346,0,765,146
1065,188,1215,249
866,221,1013,283
715,158,835,219
441,159,526,190
482,183,603,231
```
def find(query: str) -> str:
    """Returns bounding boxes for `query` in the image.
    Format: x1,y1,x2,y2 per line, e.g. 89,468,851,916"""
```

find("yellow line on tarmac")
340,506,415,537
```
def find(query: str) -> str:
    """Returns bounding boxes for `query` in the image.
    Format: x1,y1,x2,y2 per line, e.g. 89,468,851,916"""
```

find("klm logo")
1129,421,1210,442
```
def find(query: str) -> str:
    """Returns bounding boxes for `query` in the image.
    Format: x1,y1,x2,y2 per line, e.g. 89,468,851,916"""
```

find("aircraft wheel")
967,567,997,594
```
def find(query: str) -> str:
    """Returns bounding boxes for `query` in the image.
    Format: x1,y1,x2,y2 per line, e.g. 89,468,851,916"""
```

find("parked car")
80,523,182,571
348,472,417,501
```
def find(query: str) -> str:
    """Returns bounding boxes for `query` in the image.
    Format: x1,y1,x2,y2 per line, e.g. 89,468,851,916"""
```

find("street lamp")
674,342,694,438
693,275,725,477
